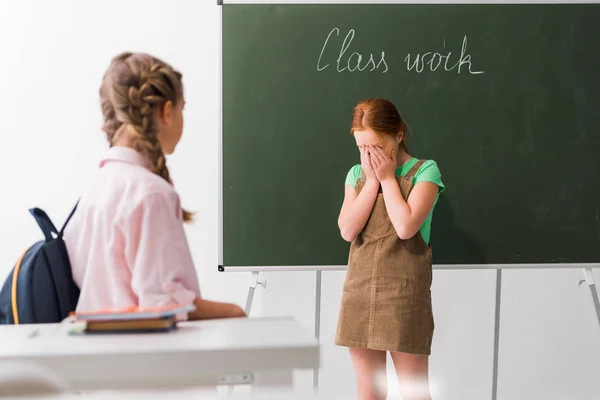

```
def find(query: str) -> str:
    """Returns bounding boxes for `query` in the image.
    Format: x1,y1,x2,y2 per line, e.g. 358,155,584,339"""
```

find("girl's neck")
395,149,412,167
112,124,136,148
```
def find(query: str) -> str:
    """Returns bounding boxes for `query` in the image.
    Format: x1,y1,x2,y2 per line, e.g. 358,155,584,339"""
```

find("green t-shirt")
344,158,445,245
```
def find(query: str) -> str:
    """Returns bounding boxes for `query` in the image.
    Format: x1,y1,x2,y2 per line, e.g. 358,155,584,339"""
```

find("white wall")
0,1,599,399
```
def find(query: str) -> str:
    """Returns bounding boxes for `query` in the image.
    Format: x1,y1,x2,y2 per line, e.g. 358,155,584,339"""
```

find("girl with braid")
64,52,245,320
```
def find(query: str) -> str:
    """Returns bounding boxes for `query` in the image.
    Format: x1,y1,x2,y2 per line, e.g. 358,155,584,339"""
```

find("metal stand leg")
245,271,261,316
228,272,264,395
313,270,322,391
492,269,502,400
582,268,600,331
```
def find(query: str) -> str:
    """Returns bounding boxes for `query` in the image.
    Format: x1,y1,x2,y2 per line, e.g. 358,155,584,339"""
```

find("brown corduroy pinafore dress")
335,160,434,355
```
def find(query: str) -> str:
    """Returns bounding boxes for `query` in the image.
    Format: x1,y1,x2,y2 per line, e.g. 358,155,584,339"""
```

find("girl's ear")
396,131,405,151
396,130,404,143
159,100,174,124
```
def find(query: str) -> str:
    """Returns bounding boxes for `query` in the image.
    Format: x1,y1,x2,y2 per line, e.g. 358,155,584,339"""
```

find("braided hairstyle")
100,52,193,223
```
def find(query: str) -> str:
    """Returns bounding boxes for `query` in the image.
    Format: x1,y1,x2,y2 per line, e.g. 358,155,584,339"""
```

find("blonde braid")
100,52,132,143
100,53,193,223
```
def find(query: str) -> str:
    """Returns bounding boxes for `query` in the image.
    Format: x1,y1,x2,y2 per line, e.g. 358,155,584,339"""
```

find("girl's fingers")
370,147,384,165
369,153,380,169
361,152,369,167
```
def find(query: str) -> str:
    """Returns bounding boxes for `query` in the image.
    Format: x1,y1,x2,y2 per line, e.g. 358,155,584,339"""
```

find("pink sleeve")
122,191,201,318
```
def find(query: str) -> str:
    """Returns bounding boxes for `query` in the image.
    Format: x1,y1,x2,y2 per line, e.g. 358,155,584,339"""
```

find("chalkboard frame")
217,8,600,400
217,0,600,272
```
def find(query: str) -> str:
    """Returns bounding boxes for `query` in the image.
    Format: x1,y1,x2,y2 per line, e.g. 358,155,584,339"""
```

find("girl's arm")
338,180,380,242
125,191,246,320
370,147,439,240
380,180,438,239
188,298,246,320
338,147,380,242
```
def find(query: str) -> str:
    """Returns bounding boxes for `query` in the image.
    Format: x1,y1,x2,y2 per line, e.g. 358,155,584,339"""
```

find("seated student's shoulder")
113,166,181,218
139,168,176,195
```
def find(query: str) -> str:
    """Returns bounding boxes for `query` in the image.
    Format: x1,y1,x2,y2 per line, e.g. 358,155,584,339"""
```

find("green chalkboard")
221,4,600,267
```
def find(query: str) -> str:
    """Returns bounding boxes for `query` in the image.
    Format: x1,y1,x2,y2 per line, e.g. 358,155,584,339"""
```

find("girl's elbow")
396,224,417,240
339,226,357,242
398,232,414,241
338,219,356,242
341,230,357,242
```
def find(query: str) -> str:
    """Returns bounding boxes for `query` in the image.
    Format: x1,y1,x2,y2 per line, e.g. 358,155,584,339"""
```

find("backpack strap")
11,248,29,324
59,200,79,237
28,200,79,241
29,208,58,242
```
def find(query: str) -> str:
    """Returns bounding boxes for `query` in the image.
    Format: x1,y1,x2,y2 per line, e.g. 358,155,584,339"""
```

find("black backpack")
0,205,80,324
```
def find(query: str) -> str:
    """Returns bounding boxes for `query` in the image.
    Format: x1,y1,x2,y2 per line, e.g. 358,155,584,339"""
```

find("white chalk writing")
404,36,484,74
317,29,484,76
317,28,389,73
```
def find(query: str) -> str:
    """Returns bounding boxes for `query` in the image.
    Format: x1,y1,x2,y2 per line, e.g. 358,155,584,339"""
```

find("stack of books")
69,304,195,334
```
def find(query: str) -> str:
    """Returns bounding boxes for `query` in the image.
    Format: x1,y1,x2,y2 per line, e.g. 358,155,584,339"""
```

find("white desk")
10,390,336,400
0,317,319,391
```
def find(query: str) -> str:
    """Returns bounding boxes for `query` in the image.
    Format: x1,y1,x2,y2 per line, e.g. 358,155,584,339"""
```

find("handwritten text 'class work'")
317,28,484,75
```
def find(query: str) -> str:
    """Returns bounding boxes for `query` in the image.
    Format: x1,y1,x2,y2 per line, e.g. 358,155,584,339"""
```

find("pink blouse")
64,147,201,315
